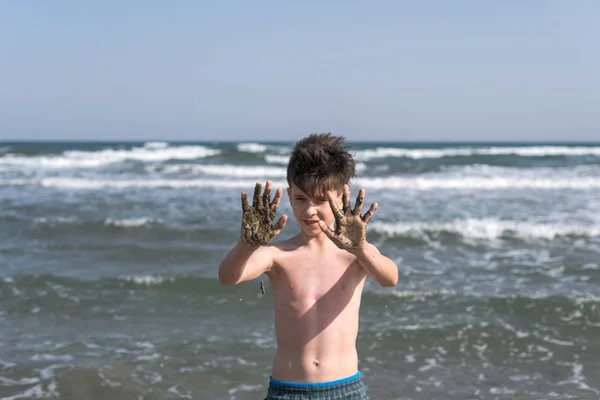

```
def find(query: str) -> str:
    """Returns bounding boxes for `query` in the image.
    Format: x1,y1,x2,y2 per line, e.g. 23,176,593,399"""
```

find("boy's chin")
301,226,325,237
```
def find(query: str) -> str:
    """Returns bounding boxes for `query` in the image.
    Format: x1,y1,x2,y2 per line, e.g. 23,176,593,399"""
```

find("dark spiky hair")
286,133,356,197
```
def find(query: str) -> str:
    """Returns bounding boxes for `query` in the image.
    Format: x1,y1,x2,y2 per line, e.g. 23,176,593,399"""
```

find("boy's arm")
218,242,274,286
350,243,398,287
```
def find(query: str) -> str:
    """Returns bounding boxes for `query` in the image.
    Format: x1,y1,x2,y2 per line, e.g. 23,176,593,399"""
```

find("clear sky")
1,1,599,142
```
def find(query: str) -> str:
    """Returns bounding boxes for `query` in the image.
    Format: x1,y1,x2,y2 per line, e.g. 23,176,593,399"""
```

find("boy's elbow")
219,276,236,286
381,277,398,287
218,268,239,286
382,269,399,287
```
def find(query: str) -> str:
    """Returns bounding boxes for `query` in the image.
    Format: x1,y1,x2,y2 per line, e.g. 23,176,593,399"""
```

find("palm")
320,185,377,252
240,181,286,246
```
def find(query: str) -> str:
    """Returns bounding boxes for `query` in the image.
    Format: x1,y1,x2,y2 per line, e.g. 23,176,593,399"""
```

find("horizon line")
2,139,600,145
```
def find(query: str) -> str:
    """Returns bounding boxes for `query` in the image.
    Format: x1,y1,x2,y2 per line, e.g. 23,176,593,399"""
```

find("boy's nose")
304,205,318,217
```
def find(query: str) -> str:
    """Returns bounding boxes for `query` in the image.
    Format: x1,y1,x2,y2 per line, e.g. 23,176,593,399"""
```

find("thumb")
272,214,288,235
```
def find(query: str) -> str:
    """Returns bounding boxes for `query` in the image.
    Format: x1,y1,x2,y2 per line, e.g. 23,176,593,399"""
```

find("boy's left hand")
318,184,377,252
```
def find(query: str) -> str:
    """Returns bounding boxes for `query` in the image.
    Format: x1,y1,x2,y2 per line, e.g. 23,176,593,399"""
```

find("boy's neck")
297,231,337,252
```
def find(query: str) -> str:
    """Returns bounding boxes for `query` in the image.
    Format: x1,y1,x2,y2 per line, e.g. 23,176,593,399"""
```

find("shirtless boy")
218,133,398,399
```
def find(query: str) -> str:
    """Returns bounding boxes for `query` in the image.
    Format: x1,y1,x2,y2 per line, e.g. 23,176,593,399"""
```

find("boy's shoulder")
266,235,304,254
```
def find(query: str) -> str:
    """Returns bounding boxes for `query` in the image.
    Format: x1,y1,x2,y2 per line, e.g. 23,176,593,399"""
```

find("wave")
146,162,367,177
369,219,600,241
237,142,291,154
104,217,158,228
0,143,220,169
441,163,600,177
1,177,283,189
352,176,600,190
265,155,290,164
147,163,288,177
121,275,176,285
237,142,268,153
35,216,79,225
0,274,222,298
33,217,164,231
4,176,600,190
4,274,600,308
354,146,600,161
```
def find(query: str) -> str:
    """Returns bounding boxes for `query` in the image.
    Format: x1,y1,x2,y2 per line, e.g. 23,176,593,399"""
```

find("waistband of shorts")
269,371,361,389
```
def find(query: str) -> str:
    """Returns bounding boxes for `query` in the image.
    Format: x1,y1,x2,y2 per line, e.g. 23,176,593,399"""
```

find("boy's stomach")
270,309,361,382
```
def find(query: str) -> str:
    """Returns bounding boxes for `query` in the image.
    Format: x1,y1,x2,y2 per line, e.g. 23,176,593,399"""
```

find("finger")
241,191,251,214
317,220,337,240
327,191,344,221
270,188,283,212
252,182,263,211
353,188,365,216
362,202,378,224
342,184,351,214
272,214,288,235
262,180,272,210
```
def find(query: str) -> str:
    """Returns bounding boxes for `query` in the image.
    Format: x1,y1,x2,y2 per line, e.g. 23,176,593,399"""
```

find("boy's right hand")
240,180,287,247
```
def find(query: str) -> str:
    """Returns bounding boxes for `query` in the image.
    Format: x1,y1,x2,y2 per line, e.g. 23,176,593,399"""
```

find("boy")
218,133,398,399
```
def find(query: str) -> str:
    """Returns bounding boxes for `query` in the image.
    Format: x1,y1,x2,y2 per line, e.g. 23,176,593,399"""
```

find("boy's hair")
287,133,356,197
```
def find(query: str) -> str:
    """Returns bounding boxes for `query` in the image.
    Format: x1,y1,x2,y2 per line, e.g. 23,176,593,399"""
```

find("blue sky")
1,1,598,141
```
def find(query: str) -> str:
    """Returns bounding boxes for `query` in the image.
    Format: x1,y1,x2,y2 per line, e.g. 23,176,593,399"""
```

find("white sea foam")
4,175,600,190
122,275,175,285
0,144,220,169
354,146,600,160
0,376,40,385
352,176,600,190
442,163,600,179
35,216,79,224
265,155,290,164
104,217,157,228
369,219,600,240
30,354,73,362
237,142,267,153
0,178,286,189
134,341,155,349
228,384,263,396
150,164,288,177
385,289,457,299
0,383,52,400
149,162,366,176
167,385,193,399
136,353,161,361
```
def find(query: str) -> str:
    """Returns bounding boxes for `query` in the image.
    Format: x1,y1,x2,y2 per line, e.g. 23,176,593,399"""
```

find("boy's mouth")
303,220,319,227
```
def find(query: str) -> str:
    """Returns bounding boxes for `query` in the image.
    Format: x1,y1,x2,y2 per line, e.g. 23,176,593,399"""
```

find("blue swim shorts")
264,371,370,399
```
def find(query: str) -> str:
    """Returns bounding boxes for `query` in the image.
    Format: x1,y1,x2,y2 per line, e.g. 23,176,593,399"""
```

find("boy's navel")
312,359,320,367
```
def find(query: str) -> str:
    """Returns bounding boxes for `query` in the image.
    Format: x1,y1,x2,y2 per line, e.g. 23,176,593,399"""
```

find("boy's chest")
271,253,363,301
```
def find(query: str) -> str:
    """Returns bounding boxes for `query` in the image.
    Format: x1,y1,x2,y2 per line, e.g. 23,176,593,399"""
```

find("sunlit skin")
218,180,398,383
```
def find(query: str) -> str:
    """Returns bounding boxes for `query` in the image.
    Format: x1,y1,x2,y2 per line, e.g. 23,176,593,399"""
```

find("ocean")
1,141,599,399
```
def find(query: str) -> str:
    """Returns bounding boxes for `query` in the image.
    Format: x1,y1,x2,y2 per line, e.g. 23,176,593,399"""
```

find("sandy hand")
318,184,377,252
240,181,287,247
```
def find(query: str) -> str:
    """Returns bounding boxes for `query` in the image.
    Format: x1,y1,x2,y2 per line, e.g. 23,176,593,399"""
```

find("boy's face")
287,183,342,236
